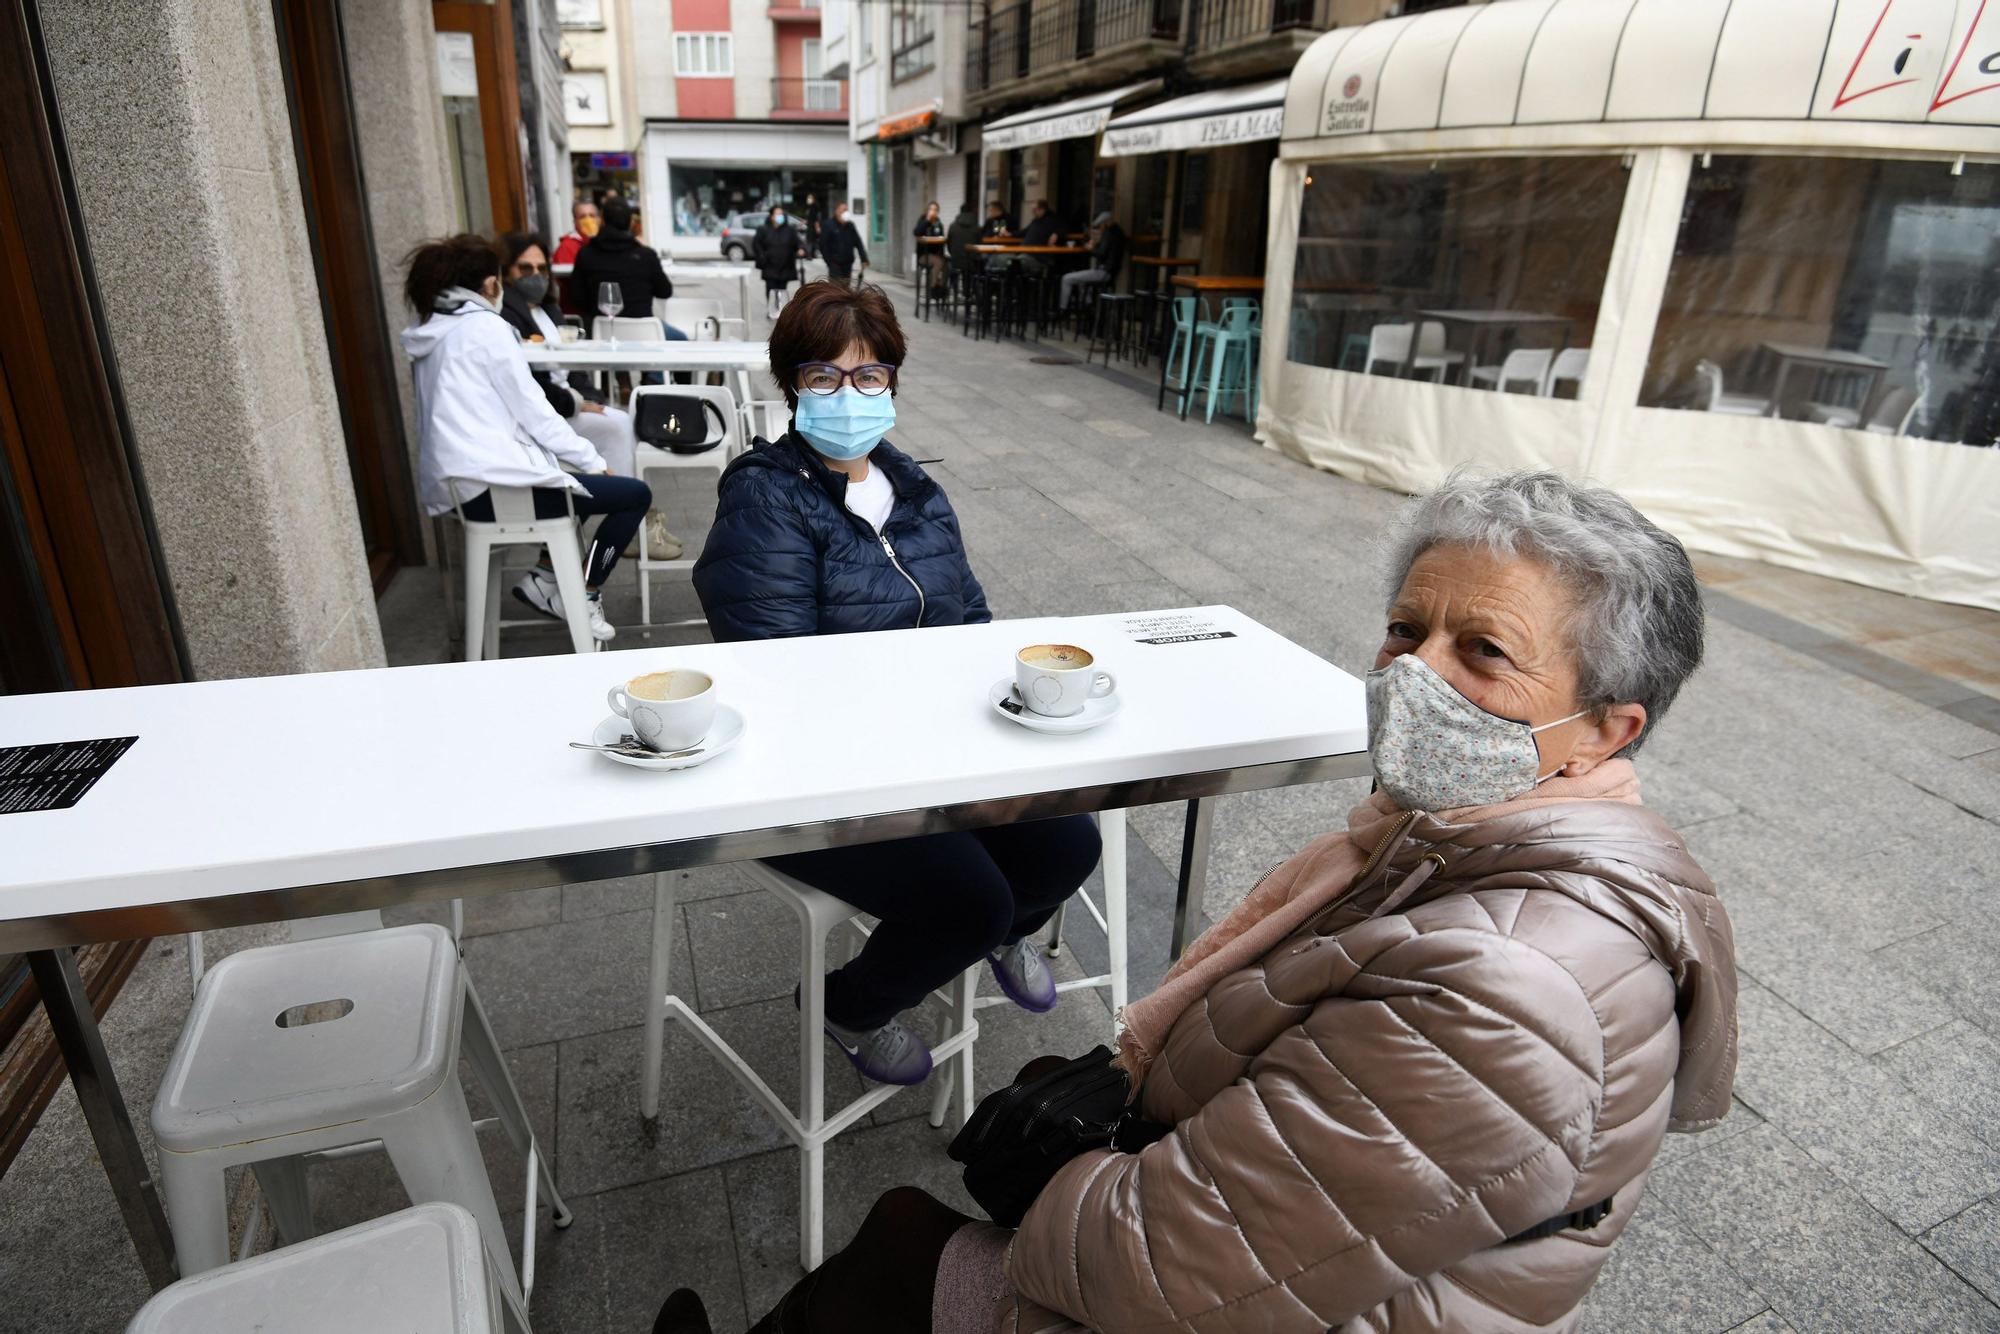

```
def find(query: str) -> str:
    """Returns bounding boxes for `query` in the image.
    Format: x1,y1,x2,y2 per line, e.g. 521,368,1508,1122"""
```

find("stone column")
39,0,386,678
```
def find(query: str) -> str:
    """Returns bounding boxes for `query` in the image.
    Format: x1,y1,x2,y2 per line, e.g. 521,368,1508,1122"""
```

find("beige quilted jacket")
1000,798,1738,1333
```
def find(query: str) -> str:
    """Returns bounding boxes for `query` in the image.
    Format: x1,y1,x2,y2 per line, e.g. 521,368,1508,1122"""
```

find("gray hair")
1383,470,1704,754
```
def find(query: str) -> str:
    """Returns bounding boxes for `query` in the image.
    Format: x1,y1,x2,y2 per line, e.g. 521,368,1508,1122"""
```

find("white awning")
1100,79,1287,157
982,80,1161,151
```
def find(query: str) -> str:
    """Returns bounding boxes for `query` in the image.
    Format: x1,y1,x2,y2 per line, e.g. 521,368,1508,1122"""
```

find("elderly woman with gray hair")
658,470,1739,1334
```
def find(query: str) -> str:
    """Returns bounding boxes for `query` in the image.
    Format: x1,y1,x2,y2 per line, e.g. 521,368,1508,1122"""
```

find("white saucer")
589,704,744,770
987,677,1123,734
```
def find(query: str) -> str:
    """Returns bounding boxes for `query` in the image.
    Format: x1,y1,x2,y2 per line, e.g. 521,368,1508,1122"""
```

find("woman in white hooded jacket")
401,233,651,642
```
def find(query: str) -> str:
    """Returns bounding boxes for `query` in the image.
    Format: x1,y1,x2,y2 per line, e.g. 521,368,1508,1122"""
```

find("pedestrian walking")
911,201,946,300
818,201,869,286
752,203,807,318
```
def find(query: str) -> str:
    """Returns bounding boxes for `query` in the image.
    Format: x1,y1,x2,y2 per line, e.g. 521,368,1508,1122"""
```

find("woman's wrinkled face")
1376,544,1594,771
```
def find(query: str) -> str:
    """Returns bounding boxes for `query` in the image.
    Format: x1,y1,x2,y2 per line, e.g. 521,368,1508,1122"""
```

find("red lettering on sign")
1931,0,2000,110
1833,0,1924,106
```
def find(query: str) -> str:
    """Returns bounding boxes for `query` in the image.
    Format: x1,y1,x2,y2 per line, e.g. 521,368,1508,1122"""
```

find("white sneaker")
646,510,684,560
583,592,616,642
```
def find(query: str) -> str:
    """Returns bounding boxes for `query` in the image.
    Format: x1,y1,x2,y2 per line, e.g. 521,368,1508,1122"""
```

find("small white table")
1759,341,1888,419
0,607,1368,1290
524,340,767,417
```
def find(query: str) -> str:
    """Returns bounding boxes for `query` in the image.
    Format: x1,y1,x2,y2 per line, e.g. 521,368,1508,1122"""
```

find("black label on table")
1130,632,1238,646
0,737,137,815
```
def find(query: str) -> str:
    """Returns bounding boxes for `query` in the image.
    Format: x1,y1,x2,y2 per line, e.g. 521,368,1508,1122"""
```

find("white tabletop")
0,608,1366,947
671,263,756,279
1419,309,1572,325
1760,342,1888,370
523,339,767,373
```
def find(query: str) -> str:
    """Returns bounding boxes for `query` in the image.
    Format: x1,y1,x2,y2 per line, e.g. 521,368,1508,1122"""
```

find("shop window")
669,165,847,237
1285,156,1628,397
1640,155,1999,446
674,32,733,76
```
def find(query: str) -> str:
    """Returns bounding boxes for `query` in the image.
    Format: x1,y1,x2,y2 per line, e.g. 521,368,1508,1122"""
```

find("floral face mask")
1365,653,1586,812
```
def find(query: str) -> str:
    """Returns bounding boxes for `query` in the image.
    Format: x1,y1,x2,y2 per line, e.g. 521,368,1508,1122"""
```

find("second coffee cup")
608,669,716,751
1014,644,1115,718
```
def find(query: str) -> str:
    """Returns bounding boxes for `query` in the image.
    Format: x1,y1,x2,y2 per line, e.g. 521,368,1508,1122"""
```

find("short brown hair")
402,234,500,315
768,281,908,409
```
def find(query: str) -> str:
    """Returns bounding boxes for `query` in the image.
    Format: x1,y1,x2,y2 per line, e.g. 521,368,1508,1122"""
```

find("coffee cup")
558,323,582,344
607,669,716,751
1014,644,1115,718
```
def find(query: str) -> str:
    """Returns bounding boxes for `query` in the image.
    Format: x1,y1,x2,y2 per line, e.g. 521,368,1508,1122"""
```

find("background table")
524,338,767,412
1171,275,1264,294
0,607,1367,1288
1760,341,1888,419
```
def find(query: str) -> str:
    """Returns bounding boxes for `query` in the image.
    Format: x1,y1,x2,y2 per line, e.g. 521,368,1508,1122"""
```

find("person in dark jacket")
911,200,946,298
802,190,825,258
751,203,807,318
980,200,1011,239
567,198,687,341
944,203,983,282
1018,198,1059,247
499,231,682,558
818,201,869,286
1058,210,1126,312
692,282,1100,1087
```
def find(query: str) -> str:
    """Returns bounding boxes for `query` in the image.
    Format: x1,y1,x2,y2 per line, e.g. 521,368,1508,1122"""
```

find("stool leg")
641,872,675,1122
482,547,506,662
251,1156,314,1247
1045,899,1068,957
545,538,596,656
463,533,492,663
949,968,976,1128
157,1148,232,1277
798,912,829,1270
386,1078,525,1311
1102,809,1128,1018
462,975,572,1227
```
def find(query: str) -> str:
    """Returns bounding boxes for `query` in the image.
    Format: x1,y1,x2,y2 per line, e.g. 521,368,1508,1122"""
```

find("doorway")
432,1,528,235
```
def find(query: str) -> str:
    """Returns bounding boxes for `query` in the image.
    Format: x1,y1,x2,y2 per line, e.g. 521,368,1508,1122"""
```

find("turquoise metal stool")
1184,305,1261,423
1156,296,1217,413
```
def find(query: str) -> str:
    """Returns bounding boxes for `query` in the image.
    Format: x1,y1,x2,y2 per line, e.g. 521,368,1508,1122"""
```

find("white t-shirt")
844,463,895,533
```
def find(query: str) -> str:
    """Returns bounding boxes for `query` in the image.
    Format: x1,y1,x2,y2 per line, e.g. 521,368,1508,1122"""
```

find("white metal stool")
449,480,598,660
150,924,569,1312
125,1202,527,1334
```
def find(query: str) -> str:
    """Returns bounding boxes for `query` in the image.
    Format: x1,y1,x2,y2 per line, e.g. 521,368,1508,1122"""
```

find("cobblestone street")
5,276,1998,1333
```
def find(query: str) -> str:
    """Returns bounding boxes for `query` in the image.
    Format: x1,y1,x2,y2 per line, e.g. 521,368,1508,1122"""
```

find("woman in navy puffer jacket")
693,282,1100,1088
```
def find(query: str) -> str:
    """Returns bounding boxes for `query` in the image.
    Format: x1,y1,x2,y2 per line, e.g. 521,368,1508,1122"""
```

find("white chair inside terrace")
125,1203,529,1334
1364,321,1464,379
1469,347,1554,394
1809,383,1920,435
628,382,741,626
638,810,1129,1269
660,297,746,342
1695,359,1771,416
447,479,598,660
593,315,667,343
150,924,569,1315
1543,346,1589,397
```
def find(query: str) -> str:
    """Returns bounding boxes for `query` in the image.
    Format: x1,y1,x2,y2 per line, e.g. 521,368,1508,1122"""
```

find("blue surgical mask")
772,212,787,225
795,388,895,460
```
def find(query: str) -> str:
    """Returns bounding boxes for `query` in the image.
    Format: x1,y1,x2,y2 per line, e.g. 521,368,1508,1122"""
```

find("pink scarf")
1115,760,1644,1085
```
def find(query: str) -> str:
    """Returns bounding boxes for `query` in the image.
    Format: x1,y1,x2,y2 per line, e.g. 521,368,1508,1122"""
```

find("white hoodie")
400,290,607,516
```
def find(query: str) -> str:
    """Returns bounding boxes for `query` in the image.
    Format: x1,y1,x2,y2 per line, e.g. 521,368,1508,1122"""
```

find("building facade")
559,0,646,212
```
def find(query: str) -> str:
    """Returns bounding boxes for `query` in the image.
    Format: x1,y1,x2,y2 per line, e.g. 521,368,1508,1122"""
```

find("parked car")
719,212,764,261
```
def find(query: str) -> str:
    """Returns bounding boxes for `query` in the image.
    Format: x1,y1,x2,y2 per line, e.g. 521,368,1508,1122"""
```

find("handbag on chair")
945,1045,1171,1227
634,395,727,455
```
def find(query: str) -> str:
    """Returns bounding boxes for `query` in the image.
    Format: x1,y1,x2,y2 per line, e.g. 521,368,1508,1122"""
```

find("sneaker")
647,510,684,560
988,937,1058,1014
511,569,562,621
583,591,616,643
824,1013,934,1086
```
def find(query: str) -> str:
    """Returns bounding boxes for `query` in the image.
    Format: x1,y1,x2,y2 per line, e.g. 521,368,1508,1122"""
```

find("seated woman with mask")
692,281,1101,1090
662,470,1739,1334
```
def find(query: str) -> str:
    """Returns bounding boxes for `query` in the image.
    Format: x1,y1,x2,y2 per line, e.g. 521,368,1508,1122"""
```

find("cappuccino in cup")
1014,644,1116,718
608,669,716,751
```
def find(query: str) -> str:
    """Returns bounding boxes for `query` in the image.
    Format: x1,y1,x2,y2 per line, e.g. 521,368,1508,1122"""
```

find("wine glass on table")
597,287,624,349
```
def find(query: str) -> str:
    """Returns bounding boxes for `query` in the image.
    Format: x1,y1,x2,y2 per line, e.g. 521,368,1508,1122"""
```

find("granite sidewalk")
4,276,1998,1333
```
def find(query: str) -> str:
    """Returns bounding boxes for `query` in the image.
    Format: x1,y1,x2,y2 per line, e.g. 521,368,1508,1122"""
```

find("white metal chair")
638,811,1129,1269
447,479,596,660
660,297,746,342
1810,384,1921,435
150,925,570,1314
126,1203,528,1334
628,383,742,625
1364,321,1464,379
592,315,667,343
1469,348,1554,394
1695,359,1771,416
742,398,791,446
1543,347,1589,397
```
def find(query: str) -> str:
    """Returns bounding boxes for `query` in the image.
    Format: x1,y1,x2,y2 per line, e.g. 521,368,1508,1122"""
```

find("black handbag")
946,1045,1172,1227
634,394,727,455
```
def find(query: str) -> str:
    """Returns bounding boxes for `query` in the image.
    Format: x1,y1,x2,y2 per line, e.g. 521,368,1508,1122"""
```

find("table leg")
26,948,178,1291
1171,797,1215,960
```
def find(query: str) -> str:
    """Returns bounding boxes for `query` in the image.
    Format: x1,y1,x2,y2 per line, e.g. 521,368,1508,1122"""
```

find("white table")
522,338,765,376
1759,341,1888,419
0,606,1367,1288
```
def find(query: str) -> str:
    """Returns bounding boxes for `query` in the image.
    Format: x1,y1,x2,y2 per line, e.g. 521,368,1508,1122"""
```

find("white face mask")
1365,653,1586,812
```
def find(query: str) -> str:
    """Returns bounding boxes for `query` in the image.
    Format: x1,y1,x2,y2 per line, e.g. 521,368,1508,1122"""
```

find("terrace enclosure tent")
1258,0,2000,610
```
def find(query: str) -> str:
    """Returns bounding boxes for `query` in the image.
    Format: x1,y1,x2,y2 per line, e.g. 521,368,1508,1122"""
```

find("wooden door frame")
433,0,529,235
273,0,424,590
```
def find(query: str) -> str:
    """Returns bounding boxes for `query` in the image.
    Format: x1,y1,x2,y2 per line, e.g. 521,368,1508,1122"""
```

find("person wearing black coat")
910,200,947,298
818,201,870,285
751,203,807,317
1018,199,1060,247
945,203,984,279
567,198,687,340
691,282,1099,1088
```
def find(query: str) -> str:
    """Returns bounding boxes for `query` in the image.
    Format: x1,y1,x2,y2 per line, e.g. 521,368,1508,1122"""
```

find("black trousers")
461,472,651,586
766,815,1101,1029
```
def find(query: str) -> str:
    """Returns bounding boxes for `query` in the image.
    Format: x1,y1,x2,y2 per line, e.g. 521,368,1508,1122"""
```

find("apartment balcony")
770,76,848,120
1185,0,1335,78
768,0,821,19
964,0,1183,114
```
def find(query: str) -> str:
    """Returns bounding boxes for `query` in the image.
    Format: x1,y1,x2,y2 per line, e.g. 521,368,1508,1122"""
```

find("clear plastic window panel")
1641,155,1999,446
1285,156,1629,398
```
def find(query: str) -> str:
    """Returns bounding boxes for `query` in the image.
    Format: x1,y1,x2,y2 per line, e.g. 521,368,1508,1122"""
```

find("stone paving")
5,276,2000,1333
